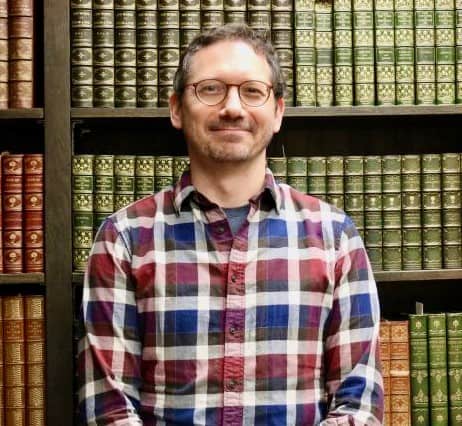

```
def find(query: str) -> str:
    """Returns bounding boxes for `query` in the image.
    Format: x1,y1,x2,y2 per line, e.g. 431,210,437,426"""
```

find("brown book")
0,0,7,109
2,154,23,273
380,320,392,426
0,152,3,272
23,154,43,273
2,295,26,426
390,320,411,426
7,0,33,108
0,296,4,426
24,295,45,426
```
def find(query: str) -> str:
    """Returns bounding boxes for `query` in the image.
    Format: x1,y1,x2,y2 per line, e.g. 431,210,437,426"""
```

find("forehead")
187,40,272,82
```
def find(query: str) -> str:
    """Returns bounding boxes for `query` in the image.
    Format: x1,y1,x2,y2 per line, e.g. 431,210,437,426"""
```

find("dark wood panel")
0,273,45,284
0,109,44,119
44,0,73,423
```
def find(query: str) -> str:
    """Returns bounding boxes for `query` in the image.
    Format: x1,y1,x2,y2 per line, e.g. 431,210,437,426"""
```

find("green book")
428,313,449,426
409,314,430,426
446,312,462,425
374,0,396,105
334,0,354,105
456,0,462,102
395,0,416,104
94,155,115,232
71,0,93,107
435,0,456,104
114,155,135,211
353,0,375,105
315,1,334,106
415,0,437,104
135,155,155,199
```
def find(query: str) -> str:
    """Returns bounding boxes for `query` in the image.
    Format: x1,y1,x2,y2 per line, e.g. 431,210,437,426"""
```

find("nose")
219,85,244,118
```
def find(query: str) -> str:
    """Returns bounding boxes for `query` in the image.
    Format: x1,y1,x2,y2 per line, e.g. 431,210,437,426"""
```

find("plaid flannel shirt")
78,169,384,425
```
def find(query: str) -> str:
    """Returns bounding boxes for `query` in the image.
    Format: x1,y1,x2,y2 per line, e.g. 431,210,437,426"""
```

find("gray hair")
173,23,286,100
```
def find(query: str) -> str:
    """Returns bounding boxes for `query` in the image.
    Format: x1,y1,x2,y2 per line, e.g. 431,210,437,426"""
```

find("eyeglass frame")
184,79,274,107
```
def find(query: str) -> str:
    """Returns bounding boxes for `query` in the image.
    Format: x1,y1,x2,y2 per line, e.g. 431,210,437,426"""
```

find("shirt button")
227,379,236,391
229,326,236,335
231,274,237,283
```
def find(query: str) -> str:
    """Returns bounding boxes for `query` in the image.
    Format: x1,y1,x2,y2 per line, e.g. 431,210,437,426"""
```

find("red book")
0,0,7,108
2,154,23,272
7,0,33,108
0,152,3,272
23,154,43,272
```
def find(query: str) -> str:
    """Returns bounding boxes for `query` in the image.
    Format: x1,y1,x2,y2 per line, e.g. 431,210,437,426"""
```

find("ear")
273,96,285,134
169,92,183,130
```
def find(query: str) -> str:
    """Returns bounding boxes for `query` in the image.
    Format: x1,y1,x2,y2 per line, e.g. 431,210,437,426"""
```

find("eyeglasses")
185,79,273,107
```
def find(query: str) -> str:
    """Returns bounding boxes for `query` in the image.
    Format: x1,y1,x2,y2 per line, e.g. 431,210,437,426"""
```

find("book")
8,0,34,108
456,0,462,102
2,295,26,426
380,320,392,425
0,152,3,272
409,314,430,426
0,296,4,425
374,0,396,105
428,313,449,426
71,0,93,107
390,320,411,425
24,295,46,426
114,154,135,210
0,0,7,108
93,154,114,233
2,154,24,273
446,312,462,425
23,154,44,273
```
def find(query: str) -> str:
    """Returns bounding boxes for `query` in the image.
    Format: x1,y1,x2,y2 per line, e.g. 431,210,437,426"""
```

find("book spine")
380,320,392,425
364,156,383,271
390,320,411,425
353,0,376,105
428,312,449,426
0,297,3,426
375,0,396,105
71,0,93,107
326,155,344,211
72,154,94,272
114,155,135,210
435,0,456,104
136,0,158,107
135,155,155,199
23,154,44,273
2,295,26,426
344,156,364,238
93,0,115,107
115,0,137,107
307,156,327,201
315,1,334,106
334,0,354,105
0,152,3,272
446,312,462,424
402,155,423,270
158,0,179,107
94,154,114,236
7,0,34,108
172,155,189,183
24,295,46,426
287,156,308,193
395,0,416,104
0,0,7,108
441,153,462,268
272,0,294,106
154,156,174,192
456,0,462,102
409,314,430,426
415,0,437,104
2,154,24,273
421,153,443,269
294,0,316,106
267,156,287,184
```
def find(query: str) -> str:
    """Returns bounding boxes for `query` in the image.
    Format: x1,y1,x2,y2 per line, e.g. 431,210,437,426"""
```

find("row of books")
71,0,462,108
0,294,46,426
0,153,44,274
72,152,462,271
0,0,35,109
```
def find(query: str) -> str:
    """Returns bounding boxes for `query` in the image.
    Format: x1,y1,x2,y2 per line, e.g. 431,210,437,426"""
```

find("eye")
241,82,267,98
197,80,225,95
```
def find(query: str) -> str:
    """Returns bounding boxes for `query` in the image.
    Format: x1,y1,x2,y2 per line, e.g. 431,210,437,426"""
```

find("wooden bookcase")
1,0,462,424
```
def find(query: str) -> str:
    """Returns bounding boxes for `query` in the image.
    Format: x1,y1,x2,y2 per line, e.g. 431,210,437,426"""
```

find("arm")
78,218,143,425
321,216,384,426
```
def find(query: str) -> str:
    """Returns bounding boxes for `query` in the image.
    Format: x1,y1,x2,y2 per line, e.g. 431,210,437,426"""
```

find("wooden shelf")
0,108,44,119
0,273,45,285
73,269,462,285
70,104,462,119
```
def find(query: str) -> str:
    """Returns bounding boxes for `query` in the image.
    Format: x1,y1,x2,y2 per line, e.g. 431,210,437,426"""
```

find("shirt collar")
172,168,283,215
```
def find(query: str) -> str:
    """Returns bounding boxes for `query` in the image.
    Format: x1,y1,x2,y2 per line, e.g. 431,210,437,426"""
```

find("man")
79,24,384,425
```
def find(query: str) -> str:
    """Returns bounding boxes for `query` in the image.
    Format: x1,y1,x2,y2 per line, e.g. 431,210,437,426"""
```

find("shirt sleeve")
78,218,143,425
321,215,384,426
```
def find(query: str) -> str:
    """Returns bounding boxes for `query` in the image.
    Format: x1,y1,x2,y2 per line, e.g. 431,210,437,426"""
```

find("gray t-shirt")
223,204,250,235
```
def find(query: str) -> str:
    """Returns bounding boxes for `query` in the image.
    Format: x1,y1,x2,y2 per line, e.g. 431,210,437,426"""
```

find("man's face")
170,40,285,165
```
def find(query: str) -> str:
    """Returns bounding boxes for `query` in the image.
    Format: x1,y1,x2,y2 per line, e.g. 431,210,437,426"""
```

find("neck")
189,157,266,208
